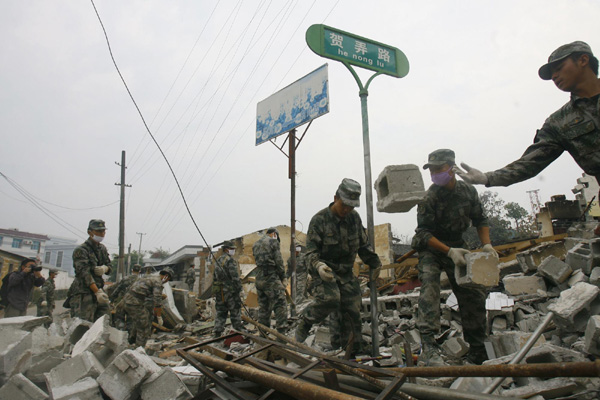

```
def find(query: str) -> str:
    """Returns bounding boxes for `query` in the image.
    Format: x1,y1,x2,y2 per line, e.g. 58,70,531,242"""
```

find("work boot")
295,321,309,343
420,344,445,367
465,346,488,365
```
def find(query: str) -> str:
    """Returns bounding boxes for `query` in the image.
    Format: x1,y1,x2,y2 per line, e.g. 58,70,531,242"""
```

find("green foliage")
150,247,170,260
108,250,145,282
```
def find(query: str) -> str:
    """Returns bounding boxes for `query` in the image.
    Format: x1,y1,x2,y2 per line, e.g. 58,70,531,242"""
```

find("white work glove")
482,244,499,260
41,301,47,307
448,248,470,267
157,316,164,326
370,266,381,280
95,289,110,305
94,265,109,276
455,163,489,185
317,262,335,282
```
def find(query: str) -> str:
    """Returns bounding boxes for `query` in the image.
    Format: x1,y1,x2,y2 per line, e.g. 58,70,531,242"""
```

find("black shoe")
465,347,488,365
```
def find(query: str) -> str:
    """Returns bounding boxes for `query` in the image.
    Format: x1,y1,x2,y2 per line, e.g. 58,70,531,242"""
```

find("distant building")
0,228,49,260
43,236,79,277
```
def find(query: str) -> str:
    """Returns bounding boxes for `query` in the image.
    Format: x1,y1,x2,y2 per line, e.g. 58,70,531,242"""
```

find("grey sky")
1,1,598,256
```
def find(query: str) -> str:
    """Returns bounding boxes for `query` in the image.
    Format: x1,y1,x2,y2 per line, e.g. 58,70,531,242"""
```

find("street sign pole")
306,24,409,357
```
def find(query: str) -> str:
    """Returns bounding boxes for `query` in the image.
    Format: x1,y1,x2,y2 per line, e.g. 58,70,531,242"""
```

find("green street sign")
306,24,409,78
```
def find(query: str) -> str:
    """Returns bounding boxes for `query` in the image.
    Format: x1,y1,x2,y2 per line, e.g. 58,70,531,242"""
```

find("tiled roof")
0,228,50,241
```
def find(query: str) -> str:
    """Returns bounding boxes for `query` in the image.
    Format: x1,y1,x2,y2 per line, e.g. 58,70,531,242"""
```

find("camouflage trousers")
417,250,487,350
4,304,26,318
186,281,194,291
123,296,154,347
294,271,308,304
214,290,243,337
36,304,54,318
256,274,288,332
70,293,110,323
297,276,363,353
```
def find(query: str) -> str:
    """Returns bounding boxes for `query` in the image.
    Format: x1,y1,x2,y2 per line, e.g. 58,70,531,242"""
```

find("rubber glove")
157,316,164,326
94,265,109,276
95,289,110,305
448,248,470,267
482,244,499,260
455,163,489,185
317,262,335,282
41,301,47,307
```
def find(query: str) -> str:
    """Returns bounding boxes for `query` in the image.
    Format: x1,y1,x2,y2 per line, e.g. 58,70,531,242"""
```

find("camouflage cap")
266,227,279,235
423,149,455,170
336,178,361,207
222,240,235,249
132,264,142,272
48,269,59,275
160,267,174,279
538,41,593,80
88,219,106,231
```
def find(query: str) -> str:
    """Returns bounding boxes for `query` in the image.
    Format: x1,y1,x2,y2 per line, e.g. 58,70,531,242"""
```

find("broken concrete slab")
502,274,547,295
0,316,51,332
97,348,162,400
501,377,578,399
547,282,600,332
590,267,600,287
0,328,33,385
31,326,65,357
51,376,104,400
163,282,186,324
45,351,104,393
0,373,48,400
24,349,64,384
584,315,600,356
516,241,566,273
498,259,522,280
374,164,427,213
140,367,193,400
537,255,573,285
456,251,499,289
568,269,589,286
171,366,206,397
172,289,197,324
441,336,469,358
71,315,128,366
487,331,546,359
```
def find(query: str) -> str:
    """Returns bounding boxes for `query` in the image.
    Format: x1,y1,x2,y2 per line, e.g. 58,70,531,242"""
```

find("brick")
583,315,600,356
547,282,600,332
51,376,103,400
140,368,193,400
97,349,161,400
456,252,499,289
45,351,104,393
565,243,594,274
516,242,566,273
374,164,427,213
502,274,546,295
0,373,48,400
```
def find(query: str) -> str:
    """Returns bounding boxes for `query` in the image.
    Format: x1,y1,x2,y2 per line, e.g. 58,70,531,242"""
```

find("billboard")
256,64,329,146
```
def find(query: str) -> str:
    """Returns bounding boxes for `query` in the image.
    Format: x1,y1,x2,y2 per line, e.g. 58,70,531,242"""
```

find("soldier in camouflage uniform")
286,244,308,304
295,179,381,355
185,266,196,291
412,149,497,366
123,267,173,347
68,219,112,322
36,269,57,320
213,241,244,337
457,41,600,236
108,264,141,329
252,227,288,333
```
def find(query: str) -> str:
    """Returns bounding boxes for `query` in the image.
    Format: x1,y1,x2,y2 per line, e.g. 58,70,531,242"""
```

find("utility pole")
115,151,131,282
127,243,132,275
136,232,146,265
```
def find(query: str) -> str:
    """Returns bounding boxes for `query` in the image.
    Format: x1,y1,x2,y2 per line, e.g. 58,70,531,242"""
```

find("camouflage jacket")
185,268,195,284
213,254,242,294
108,273,138,302
124,275,164,308
36,278,55,307
305,204,381,283
252,235,285,281
286,252,307,278
70,238,111,295
486,93,600,186
412,181,489,251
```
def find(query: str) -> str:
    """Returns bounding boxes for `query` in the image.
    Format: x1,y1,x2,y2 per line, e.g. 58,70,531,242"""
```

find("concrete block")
24,349,64,384
567,221,599,239
584,315,600,356
564,237,587,251
71,315,128,366
488,331,546,358
502,274,546,295
45,351,104,392
548,282,600,332
537,255,573,285
0,328,33,383
172,366,207,397
63,318,93,348
497,259,522,280
516,242,566,272
374,164,427,213
0,373,48,400
442,336,469,358
0,316,50,331
97,349,161,400
456,252,499,289
568,269,589,286
51,376,103,400
590,267,600,287
565,243,594,274
141,368,193,400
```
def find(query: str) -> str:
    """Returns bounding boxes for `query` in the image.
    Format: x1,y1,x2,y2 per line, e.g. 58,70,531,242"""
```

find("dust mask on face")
227,249,235,256
92,235,104,243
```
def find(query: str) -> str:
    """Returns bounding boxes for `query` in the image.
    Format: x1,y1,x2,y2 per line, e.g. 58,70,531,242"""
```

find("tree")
463,191,513,248
505,202,536,238
150,247,170,260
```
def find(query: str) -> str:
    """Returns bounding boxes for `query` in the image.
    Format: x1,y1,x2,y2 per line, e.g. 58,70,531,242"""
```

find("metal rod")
483,311,554,394
289,128,297,318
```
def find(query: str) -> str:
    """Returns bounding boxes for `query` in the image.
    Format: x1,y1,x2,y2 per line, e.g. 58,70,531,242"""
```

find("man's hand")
482,243,499,260
317,262,335,282
455,163,489,185
370,266,381,280
41,301,47,307
448,248,470,267
95,289,110,305
94,265,109,276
